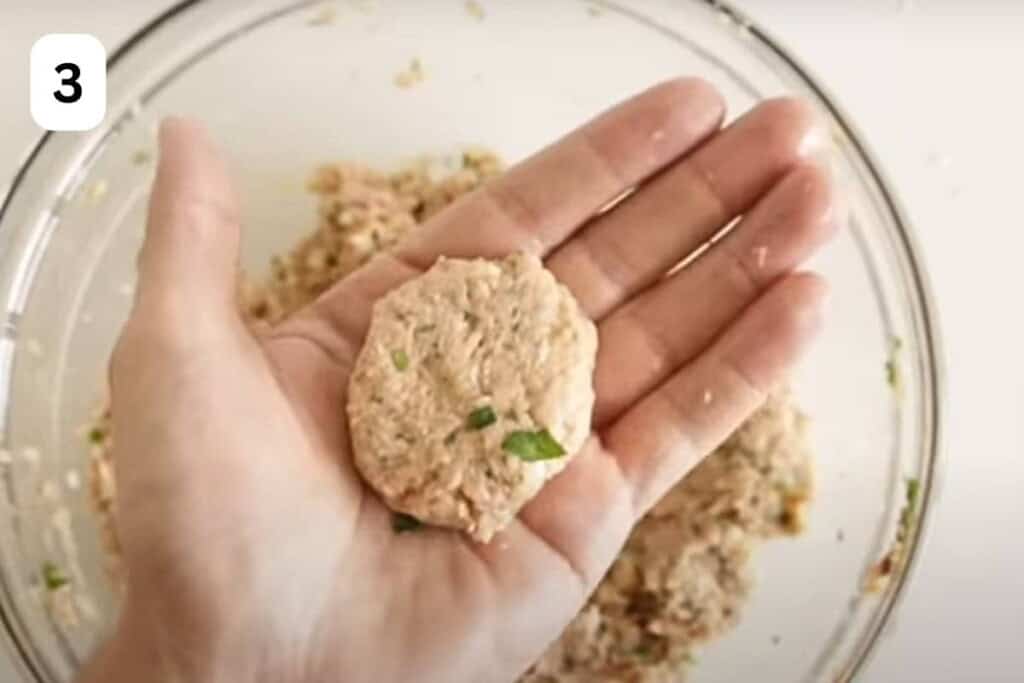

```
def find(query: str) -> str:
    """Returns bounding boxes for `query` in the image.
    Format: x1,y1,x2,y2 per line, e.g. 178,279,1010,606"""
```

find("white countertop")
1,2,1022,682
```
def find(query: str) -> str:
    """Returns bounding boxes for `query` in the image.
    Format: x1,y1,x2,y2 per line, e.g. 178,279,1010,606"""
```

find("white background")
1,1,1022,682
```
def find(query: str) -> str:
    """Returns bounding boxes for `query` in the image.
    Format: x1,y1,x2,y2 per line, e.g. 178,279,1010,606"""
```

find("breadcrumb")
85,179,108,205
25,338,44,358
307,4,336,25
465,0,486,20
885,335,904,398
394,58,425,89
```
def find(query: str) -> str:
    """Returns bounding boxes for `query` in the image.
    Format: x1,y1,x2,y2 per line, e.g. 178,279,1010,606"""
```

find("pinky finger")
602,272,827,517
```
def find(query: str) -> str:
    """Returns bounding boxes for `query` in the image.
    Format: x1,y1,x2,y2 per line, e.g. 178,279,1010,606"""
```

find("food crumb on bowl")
864,478,920,594
39,480,60,502
24,338,44,358
21,447,40,466
41,562,69,591
85,179,108,205
885,335,904,398
394,58,425,89
307,4,337,26
349,0,376,14
465,0,485,21
131,149,152,166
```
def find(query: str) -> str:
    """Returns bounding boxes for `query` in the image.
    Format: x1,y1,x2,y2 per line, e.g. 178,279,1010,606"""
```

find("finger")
547,97,822,319
397,77,726,265
593,163,837,424
135,117,242,323
288,79,725,361
604,273,827,515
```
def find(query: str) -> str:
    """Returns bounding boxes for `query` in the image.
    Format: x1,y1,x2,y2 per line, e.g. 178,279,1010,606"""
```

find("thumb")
110,118,246,393
134,117,242,326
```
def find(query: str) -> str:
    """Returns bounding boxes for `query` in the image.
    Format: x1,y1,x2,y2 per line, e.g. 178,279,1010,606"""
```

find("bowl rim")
0,1,945,681
725,8,945,682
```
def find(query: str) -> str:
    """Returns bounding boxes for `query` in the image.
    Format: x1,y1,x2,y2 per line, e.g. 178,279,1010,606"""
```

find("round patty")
347,252,598,542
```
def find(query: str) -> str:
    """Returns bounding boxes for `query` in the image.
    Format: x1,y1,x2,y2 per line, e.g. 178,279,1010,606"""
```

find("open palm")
86,79,836,683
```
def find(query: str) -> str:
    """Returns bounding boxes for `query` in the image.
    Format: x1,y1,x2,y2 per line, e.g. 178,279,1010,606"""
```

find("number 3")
53,62,82,103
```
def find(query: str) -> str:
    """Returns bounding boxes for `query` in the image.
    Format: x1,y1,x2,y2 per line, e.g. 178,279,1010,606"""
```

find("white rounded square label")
30,34,107,132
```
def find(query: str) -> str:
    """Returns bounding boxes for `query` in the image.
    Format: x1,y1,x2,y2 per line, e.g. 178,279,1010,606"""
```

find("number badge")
30,34,107,132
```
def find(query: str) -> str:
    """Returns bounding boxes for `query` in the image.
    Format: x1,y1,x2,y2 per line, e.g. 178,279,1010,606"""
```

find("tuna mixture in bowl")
0,1,940,682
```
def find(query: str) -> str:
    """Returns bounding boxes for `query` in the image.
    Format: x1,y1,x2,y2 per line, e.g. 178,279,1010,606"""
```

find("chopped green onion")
501,429,566,462
392,513,422,534
467,406,497,430
391,349,410,371
906,478,920,509
41,563,68,591
897,478,922,540
885,336,904,395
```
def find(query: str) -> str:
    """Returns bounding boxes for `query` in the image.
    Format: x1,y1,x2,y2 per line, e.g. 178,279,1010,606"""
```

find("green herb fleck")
391,349,410,371
444,428,459,445
501,429,566,461
899,478,921,532
467,406,497,430
392,513,422,534
87,428,105,444
885,335,904,396
906,478,920,509
41,563,68,591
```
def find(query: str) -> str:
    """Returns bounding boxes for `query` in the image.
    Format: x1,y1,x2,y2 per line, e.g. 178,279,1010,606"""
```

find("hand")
80,79,836,683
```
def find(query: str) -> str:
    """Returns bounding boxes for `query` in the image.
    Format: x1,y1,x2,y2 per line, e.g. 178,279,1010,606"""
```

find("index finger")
397,77,725,265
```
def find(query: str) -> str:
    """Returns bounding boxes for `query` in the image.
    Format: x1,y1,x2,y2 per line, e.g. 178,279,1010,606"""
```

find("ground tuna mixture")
88,149,813,682
348,253,597,542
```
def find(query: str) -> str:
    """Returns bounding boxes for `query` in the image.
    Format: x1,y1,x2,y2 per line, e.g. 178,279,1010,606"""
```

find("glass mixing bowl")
0,1,942,681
